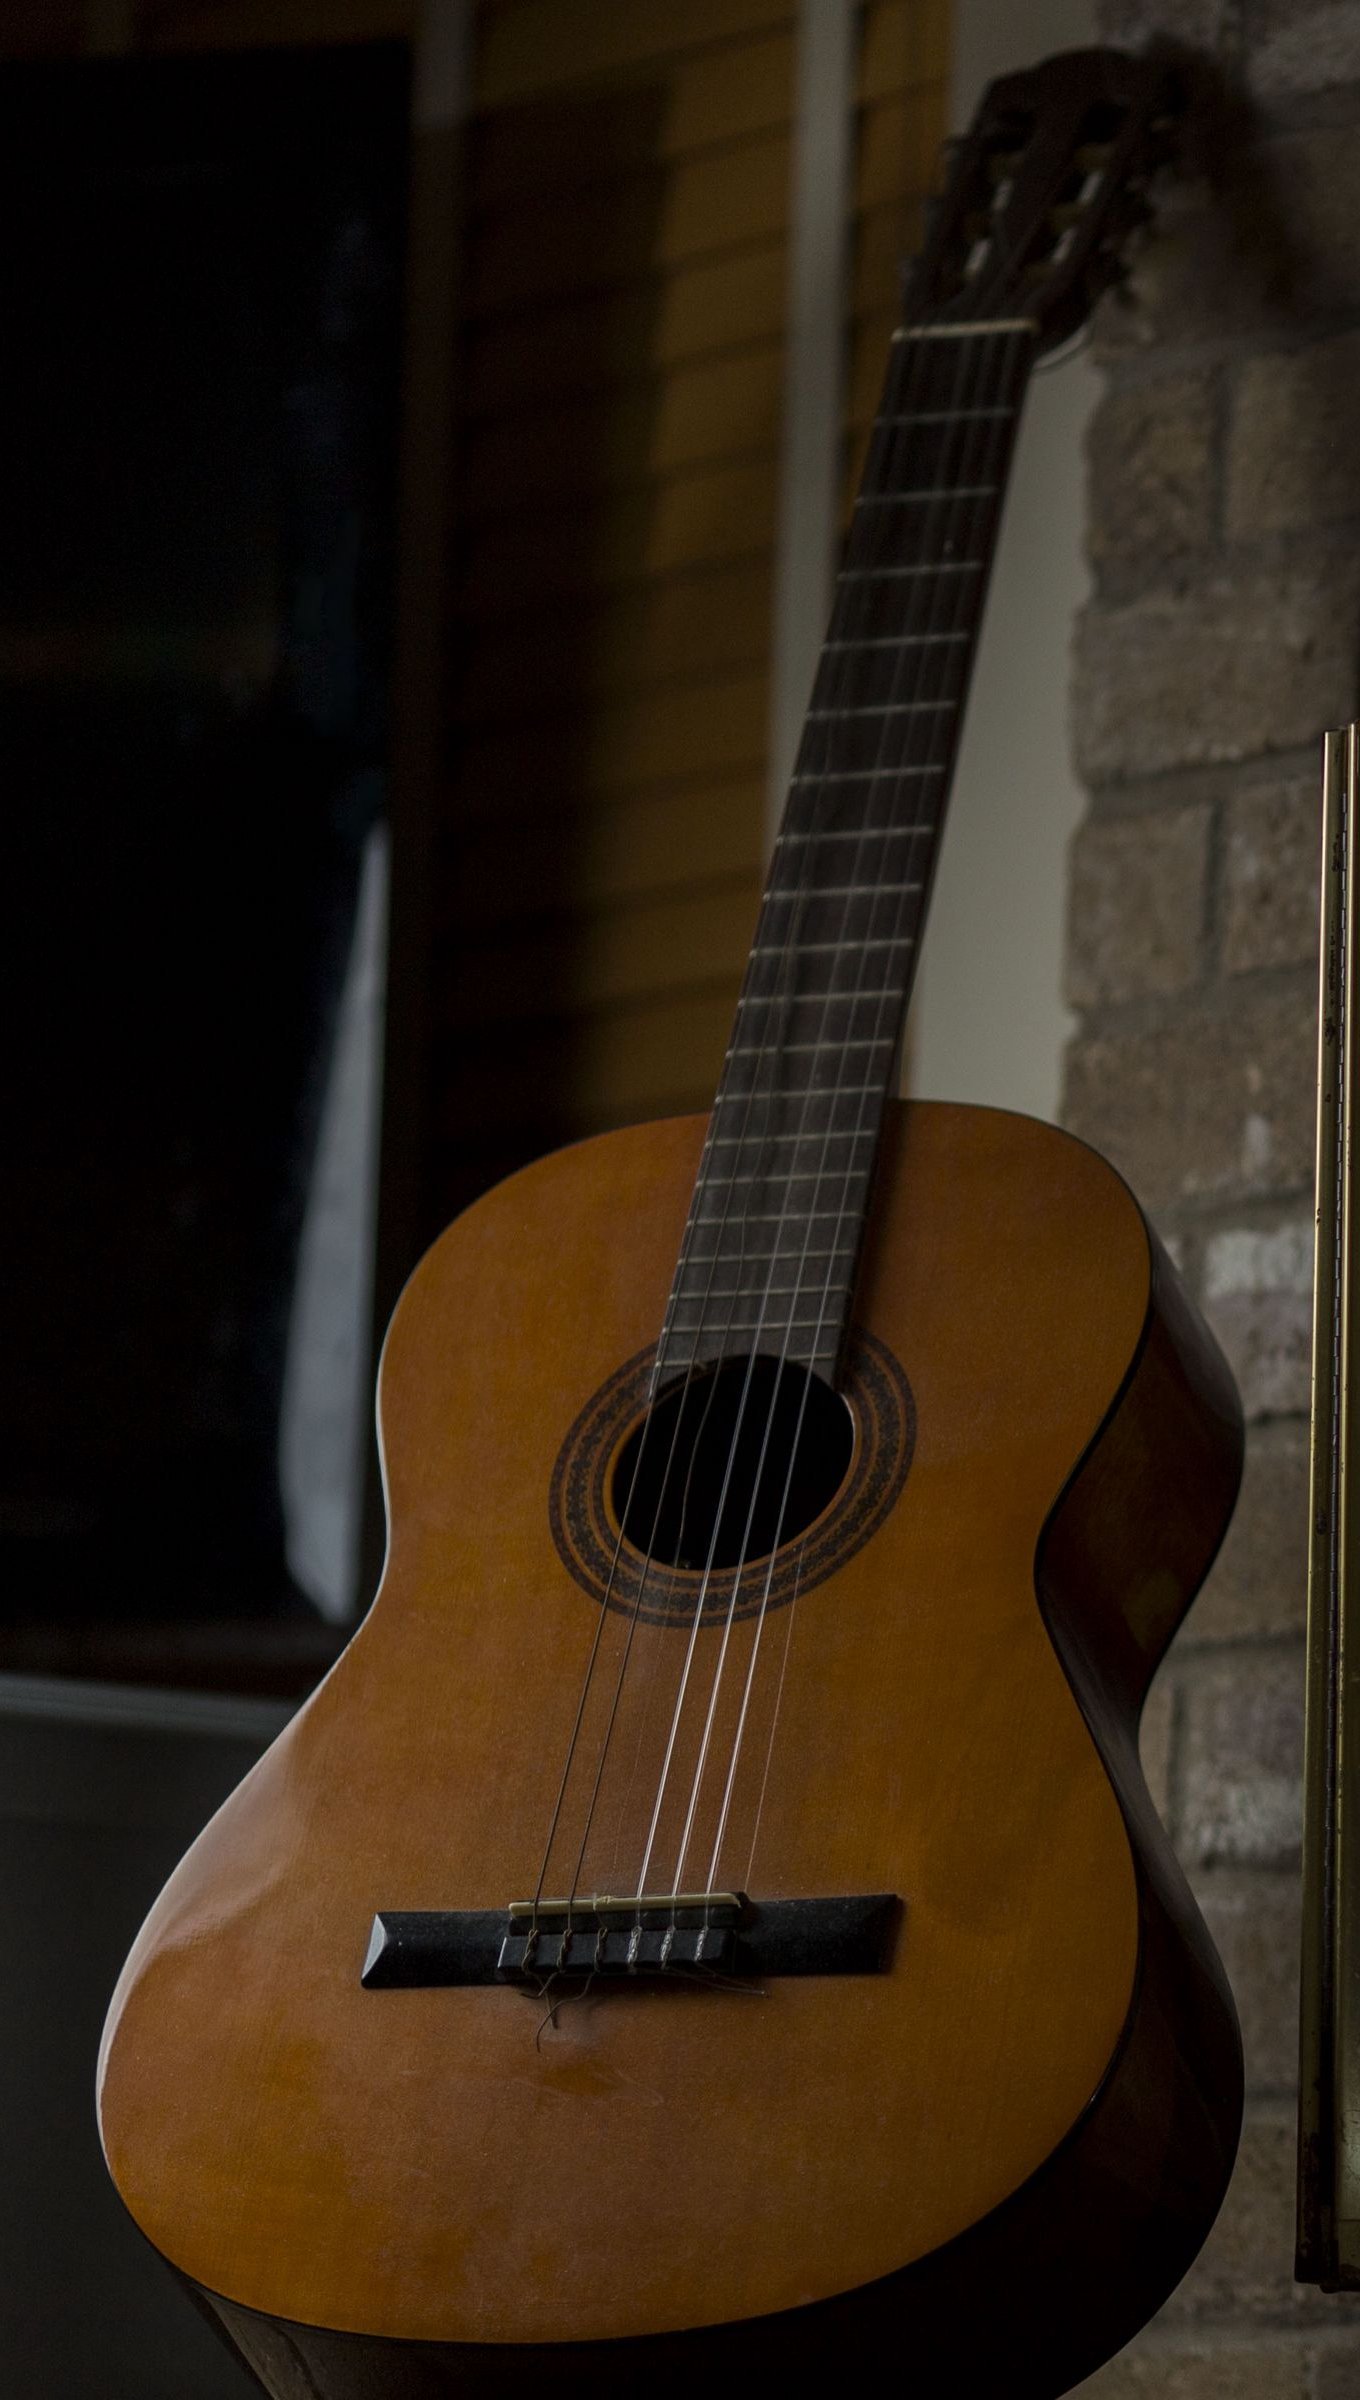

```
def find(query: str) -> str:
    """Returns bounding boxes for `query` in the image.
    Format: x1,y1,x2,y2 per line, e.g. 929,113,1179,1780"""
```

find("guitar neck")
659,320,1037,1387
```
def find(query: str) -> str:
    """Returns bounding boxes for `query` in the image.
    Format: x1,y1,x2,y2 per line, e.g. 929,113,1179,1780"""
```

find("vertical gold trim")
1298,727,1360,2286
1299,729,1346,2281
1335,723,1360,2270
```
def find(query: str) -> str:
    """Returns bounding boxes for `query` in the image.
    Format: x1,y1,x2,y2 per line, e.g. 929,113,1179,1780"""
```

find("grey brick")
1090,180,1290,361
1315,2336,1360,2395
1178,1648,1304,1870
1076,2334,1310,2397
1097,0,1235,51
1166,2110,1299,2319
1087,373,1216,573
1073,564,1360,785
1192,1419,1309,1644
1067,805,1211,1007
1063,981,1316,1214
1228,334,1360,541
1192,1867,1302,2093
1203,1218,1313,1421
1166,2104,1360,2326
1248,2,1360,100
1222,775,1324,977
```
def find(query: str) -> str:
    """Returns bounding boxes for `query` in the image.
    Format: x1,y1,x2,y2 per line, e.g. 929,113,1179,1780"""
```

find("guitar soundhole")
612,1356,855,1571
549,1330,914,1625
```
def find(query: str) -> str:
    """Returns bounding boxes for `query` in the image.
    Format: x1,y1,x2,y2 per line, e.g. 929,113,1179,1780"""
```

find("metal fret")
736,987,899,1004
691,1157,873,1180
667,1311,849,1333
897,316,1037,338
838,560,982,580
821,633,967,651
726,1039,892,1059
805,703,948,720
695,1171,873,1193
683,1207,861,1226
710,1085,882,1110
774,828,927,845
748,936,914,956
788,767,943,787
705,1132,876,1151
671,1286,853,1305
854,486,996,507
680,1250,857,1269
760,881,921,900
877,408,1010,425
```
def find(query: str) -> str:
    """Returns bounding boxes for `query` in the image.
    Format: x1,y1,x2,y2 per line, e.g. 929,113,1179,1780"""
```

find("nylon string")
700,328,1034,1898
529,312,1033,1932
638,321,993,1899
643,322,1030,1905
655,324,1029,1902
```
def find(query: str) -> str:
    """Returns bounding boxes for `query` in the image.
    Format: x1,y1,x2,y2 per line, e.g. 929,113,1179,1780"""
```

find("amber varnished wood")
98,1101,1244,2397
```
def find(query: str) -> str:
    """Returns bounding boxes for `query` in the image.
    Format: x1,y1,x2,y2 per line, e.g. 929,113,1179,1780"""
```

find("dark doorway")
0,44,410,1653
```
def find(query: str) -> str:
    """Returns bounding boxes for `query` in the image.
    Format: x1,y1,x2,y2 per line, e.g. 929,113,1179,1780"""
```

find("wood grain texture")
98,1101,1243,2391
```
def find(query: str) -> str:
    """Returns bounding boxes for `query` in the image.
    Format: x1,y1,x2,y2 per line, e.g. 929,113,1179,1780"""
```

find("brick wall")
1067,5,1360,2391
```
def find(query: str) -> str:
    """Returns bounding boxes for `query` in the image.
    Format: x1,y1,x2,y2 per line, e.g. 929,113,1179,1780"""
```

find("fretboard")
658,320,1037,1387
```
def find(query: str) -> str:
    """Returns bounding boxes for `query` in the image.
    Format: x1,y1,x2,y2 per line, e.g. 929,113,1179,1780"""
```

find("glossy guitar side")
98,1100,1243,2398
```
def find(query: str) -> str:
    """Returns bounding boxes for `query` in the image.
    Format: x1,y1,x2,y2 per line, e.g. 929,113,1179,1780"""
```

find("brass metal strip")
1335,722,1360,2276
1299,725,1360,2286
1299,728,1346,2281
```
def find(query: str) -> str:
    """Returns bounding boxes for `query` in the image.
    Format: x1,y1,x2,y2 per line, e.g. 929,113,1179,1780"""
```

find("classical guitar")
99,50,1243,2400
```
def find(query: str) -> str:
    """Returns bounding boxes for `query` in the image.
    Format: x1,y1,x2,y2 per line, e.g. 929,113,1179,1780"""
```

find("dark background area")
0,44,408,1657
0,45,417,2392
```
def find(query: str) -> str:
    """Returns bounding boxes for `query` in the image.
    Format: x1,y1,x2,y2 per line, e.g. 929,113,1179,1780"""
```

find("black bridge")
361,1891,899,1989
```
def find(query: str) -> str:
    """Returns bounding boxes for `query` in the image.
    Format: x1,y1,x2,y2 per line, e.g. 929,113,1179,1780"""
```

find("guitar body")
99,1099,1243,2399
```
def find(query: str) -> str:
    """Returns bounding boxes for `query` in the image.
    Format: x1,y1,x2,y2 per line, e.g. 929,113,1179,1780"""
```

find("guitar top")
98,49,1243,2400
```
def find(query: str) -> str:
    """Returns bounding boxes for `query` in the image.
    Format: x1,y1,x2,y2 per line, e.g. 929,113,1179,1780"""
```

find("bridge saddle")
361,1892,900,1989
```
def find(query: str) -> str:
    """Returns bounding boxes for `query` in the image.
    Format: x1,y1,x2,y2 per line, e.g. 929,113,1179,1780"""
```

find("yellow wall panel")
848,306,908,426
447,986,739,1140
859,0,950,100
452,877,760,1025
447,774,764,927
563,987,736,1120
457,559,773,720
464,339,784,505
467,126,791,315
856,88,945,213
471,28,795,208
459,669,768,808
460,456,777,611
476,0,794,108
853,197,929,321
439,0,949,1194
465,242,788,414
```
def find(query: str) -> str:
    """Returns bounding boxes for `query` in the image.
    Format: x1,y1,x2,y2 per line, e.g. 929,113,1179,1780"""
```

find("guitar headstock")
904,47,1181,350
